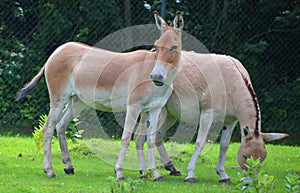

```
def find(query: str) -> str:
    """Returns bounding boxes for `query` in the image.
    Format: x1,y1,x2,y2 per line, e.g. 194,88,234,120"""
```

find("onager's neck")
230,58,261,136
237,81,261,136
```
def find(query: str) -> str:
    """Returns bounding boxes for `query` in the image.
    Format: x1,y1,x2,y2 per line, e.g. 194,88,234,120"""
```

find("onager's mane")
229,58,261,136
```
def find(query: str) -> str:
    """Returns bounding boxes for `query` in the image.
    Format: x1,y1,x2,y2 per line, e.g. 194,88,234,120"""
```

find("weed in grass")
70,143,95,156
104,176,147,193
237,157,275,193
144,168,154,179
285,173,299,193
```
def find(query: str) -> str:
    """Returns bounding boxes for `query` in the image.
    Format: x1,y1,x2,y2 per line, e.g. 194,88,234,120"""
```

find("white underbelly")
166,95,200,124
74,88,128,112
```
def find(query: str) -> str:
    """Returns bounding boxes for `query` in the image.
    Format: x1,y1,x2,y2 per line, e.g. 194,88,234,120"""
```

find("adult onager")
16,11,184,181
134,51,288,183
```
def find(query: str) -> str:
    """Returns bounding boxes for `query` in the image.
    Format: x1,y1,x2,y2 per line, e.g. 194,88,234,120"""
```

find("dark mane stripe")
229,57,261,135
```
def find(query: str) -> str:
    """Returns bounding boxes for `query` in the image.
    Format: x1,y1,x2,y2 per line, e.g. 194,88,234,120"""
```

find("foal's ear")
154,11,168,32
173,11,184,31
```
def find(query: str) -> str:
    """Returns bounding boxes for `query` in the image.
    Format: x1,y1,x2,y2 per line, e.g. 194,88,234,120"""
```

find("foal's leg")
115,105,141,180
216,120,238,183
184,109,223,183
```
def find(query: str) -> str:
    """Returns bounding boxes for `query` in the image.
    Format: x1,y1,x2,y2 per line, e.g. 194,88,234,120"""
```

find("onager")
16,11,184,181
134,51,288,183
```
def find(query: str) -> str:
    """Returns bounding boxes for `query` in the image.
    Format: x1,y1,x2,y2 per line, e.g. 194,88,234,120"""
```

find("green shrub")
238,157,275,193
285,173,299,193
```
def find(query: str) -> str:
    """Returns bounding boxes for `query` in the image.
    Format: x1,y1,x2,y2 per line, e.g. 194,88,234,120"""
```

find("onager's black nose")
150,73,164,86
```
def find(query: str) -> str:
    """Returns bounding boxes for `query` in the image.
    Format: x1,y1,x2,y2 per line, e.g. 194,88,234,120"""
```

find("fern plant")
33,114,84,150
32,114,47,150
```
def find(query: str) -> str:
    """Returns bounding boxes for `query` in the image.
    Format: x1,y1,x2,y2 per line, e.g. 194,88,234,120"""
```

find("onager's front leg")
135,108,181,178
134,113,148,178
115,105,140,181
216,121,237,183
147,108,163,181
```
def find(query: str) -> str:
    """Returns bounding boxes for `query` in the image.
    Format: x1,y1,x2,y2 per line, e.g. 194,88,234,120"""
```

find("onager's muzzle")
150,63,166,86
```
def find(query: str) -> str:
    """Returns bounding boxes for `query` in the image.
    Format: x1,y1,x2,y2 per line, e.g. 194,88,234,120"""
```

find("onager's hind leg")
184,109,223,183
56,96,85,175
155,112,181,176
43,103,65,178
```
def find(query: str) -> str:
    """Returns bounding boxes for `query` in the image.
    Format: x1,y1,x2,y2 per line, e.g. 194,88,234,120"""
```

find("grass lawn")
0,136,299,192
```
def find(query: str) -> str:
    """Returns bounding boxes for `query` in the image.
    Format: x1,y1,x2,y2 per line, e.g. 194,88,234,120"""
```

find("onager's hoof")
49,174,57,178
170,170,182,176
219,178,231,183
140,175,147,179
44,170,56,178
154,176,164,182
165,161,181,176
64,168,74,175
184,177,196,183
117,176,125,181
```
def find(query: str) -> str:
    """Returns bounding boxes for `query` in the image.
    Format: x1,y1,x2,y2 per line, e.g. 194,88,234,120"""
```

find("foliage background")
0,0,299,144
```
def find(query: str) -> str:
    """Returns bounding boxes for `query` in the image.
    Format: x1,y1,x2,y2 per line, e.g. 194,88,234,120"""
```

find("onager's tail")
16,65,45,101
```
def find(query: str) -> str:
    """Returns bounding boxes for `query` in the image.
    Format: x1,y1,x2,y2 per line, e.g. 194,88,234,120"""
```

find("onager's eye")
150,46,156,52
170,45,178,52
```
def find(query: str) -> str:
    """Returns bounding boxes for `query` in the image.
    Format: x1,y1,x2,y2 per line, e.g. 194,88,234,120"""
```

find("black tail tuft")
16,87,29,101
15,65,45,101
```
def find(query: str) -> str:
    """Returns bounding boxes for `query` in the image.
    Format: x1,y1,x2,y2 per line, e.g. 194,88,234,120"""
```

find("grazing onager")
134,51,288,183
16,11,184,181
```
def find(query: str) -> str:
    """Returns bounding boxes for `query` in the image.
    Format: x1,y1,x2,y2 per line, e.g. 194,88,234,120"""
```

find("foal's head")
150,11,184,86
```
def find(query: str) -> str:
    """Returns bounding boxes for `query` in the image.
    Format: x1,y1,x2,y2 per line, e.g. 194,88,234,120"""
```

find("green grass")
0,136,299,193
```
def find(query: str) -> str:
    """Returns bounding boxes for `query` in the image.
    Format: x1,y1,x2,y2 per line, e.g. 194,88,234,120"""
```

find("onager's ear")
154,11,168,32
262,132,289,142
173,11,184,32
243,126,252,139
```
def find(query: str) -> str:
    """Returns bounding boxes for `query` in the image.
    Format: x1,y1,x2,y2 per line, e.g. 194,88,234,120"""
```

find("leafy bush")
237,157,275,193
285,173,300,193
65,115,84,144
